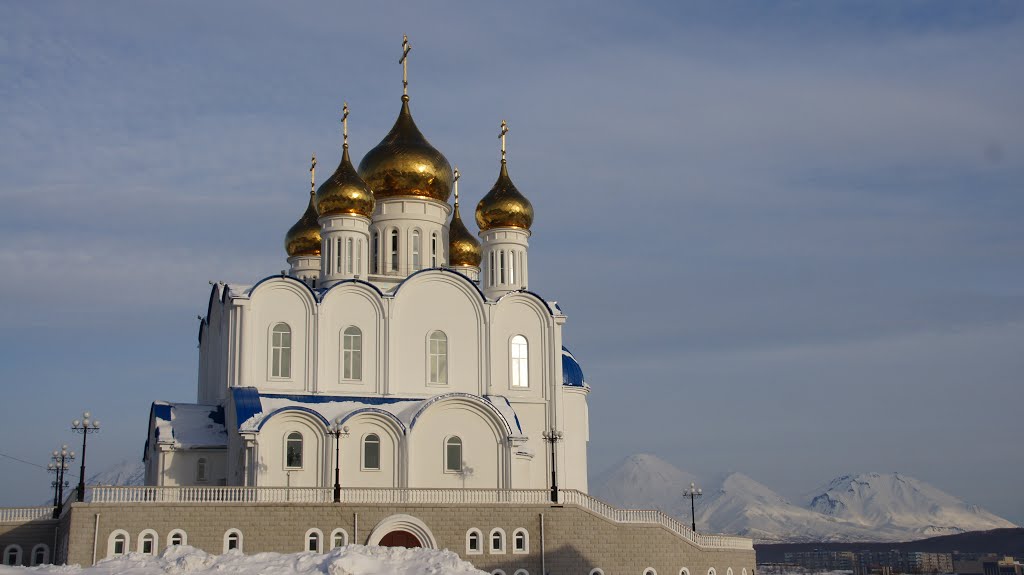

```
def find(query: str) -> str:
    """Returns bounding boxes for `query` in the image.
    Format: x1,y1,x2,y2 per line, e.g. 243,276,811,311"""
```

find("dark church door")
378,530,422,548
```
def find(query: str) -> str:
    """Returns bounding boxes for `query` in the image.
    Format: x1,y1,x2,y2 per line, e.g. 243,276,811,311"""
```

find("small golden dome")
285,191,322,257
475,160,534,231
449,197,482,268
357,96,453,202
315,146,375,218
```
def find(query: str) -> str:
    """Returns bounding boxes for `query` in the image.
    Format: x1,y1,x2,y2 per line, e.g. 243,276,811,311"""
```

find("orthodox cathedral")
1,39,754,574
141,47,589,496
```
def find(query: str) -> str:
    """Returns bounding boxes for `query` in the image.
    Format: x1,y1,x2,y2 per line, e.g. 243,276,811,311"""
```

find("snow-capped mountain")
806,472,1016,537
592,454,1017,543
88,458,146,487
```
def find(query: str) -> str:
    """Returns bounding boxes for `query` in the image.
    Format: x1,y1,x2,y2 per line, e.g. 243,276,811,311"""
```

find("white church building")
142,85,590,499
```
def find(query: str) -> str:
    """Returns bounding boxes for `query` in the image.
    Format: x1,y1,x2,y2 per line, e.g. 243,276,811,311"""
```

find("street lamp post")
47,446,74,518
71,411,100,502
541,427,563,503
683,481,703,532
329,419,349,503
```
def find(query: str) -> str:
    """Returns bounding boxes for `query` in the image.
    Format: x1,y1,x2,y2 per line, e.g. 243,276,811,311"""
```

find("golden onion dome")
315,145,375,218
448,196,482,268
475,160,534,231
357,96,453,202
284,191,322,257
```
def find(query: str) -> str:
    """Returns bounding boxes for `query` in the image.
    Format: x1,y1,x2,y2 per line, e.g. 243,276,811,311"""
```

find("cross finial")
310,153,317,194
341,102,349,148
453,166,461,206
400,34,412,96
499,120,509,162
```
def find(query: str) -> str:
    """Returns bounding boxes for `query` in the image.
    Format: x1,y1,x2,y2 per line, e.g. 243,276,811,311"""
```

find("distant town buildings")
777,550,1015,575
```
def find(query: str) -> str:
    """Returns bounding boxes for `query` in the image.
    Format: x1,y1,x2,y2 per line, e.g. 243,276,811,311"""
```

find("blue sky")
1,2,1022,525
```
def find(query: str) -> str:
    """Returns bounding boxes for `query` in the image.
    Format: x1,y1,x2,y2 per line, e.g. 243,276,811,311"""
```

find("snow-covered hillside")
0,545,486,575
88,458,146,487
592,454,1017,543
806,472,1016,537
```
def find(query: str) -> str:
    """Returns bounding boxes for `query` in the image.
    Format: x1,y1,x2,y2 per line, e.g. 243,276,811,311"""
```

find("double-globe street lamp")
329,418,350,503
71,412,100,502
47,445,74,518
683,481,703,532
541,427,564,503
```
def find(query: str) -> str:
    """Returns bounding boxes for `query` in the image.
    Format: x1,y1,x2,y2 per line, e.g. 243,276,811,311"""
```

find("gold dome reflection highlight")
475,160,534,231
285,191,322,257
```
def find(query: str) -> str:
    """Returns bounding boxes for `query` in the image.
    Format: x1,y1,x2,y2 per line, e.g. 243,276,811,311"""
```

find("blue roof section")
562,346,586,387
232,387,263,429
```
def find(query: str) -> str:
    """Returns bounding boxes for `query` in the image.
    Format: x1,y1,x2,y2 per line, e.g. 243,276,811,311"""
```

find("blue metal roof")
562,346,586,387
232,387,263,429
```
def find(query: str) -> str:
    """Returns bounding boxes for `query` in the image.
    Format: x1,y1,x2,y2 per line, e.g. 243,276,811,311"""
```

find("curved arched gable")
247,277,316,391
410,393,513,437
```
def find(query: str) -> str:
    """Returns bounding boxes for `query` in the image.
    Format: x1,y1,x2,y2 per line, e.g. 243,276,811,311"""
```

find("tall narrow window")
336,238,343,272
499,251,506,284
445,436,462,472
285,432,303,468
342,326,362,380
412,230,421,270
271,323,292,378
511,335,529,388
196,457,208,482
431,232,438,267
356,239,362,275
372,231,379,274
346,238,354,274
363,434,380,470
509,250,516,285
390,230,399,272
489,251,495,286
324,240,332,274
428,330,448,384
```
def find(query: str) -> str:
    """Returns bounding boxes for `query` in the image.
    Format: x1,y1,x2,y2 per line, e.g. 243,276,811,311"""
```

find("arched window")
680,569,691,575
305,529,323,553
356,239,362,274
708,569,717,575
271,323,292,378
509,250,516,285
428,330,448,384
372,231,379,274
512,528,529,554
196,457,207,482
363,433,381,470
445,436,462,472
510,335,528,387
342,326,362,380
645,569,658,575
489,528,505,554
465,529,482,555
727,569,733,575
167,530,187,547
31,544,48,566
4,545,22,566
590,570,606,575
285,431,303,469
430,232,438,267
499,251,506,284
107,531,129,558
389,229,399,272
513,570,530,575
330,529,348,549
412,230,421,270
224,529,243,553
489,251,495,286
138,530,158,555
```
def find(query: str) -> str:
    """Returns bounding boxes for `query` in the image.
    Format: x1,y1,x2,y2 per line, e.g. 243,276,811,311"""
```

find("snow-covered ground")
0,545,486,575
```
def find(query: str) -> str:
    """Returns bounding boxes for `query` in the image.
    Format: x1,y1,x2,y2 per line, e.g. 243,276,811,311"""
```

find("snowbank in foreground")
0,545,487,575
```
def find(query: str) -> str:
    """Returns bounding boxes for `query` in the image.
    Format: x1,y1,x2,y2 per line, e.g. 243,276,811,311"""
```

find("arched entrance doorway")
378,530,421,548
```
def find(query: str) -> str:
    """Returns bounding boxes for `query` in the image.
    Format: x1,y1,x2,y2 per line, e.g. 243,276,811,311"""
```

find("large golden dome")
475,160,534,231
285,191,322,257
315,145,375,218
448,194,482,268
357,96,453,202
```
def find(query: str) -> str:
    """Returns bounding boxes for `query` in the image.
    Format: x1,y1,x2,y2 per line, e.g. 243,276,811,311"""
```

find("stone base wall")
0,519,58,566
48,501,755,574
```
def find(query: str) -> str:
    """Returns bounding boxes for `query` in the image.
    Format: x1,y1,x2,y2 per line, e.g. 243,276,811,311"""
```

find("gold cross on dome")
499,120,509,162
400,34,412,96
341,102,349,147
453,167,461,205
309,154,317,193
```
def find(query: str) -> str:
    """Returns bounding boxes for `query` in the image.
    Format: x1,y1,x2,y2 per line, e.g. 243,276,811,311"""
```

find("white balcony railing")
0,507,54,523
84,486,752,551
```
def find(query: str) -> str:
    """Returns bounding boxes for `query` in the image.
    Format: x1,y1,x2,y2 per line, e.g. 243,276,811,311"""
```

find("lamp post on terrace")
71,412,100,502
47,445,74,518
683,481,703,532
330,418,350,503
541,427,563,503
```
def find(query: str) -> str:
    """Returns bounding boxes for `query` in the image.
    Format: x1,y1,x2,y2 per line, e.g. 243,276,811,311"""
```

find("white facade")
144,102,591,497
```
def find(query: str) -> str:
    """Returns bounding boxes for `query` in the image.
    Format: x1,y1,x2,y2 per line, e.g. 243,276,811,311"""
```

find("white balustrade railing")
0,507,54,523
83,486,752,550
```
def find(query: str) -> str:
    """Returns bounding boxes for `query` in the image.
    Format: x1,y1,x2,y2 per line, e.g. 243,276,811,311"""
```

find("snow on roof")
234,390,521,435
151,401,227,448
